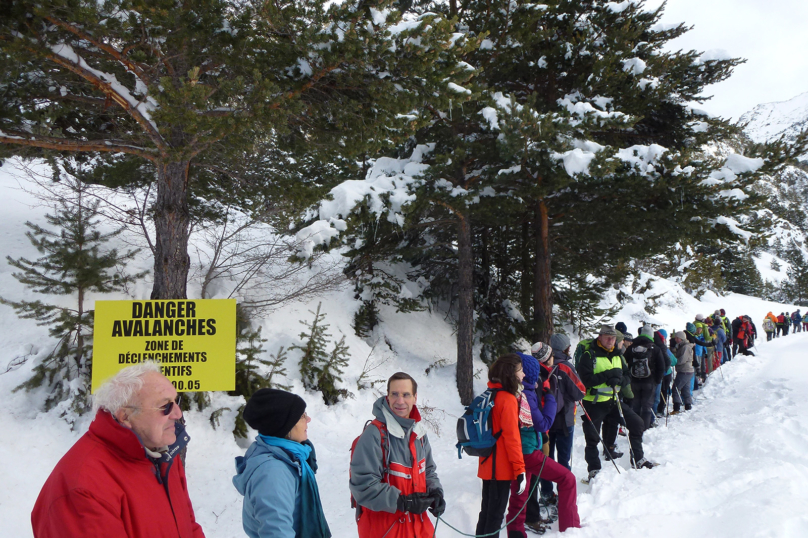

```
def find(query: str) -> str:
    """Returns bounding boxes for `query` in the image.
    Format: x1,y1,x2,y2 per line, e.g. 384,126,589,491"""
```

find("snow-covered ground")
2,163,808,538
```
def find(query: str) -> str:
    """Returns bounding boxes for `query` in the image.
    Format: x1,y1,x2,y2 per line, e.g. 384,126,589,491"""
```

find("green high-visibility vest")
582,348,622,403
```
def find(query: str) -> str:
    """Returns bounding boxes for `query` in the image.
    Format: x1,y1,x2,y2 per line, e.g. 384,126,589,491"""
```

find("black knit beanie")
243,388,307,438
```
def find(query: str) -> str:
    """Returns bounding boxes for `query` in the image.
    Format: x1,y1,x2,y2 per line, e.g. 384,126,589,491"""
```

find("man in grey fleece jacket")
671,331,695,413
349,372,443,538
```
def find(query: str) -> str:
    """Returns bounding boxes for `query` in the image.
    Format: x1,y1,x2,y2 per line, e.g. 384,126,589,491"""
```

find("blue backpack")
456,388,501,458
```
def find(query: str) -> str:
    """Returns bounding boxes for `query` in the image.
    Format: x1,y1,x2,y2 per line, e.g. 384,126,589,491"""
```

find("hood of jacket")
371,396,427,440
233,437,299,496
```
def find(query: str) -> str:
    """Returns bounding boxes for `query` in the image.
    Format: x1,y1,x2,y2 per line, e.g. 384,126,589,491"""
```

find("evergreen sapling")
1,182,143,420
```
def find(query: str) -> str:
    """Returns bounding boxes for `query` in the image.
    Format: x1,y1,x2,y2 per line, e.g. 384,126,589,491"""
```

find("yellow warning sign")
92,299,237,393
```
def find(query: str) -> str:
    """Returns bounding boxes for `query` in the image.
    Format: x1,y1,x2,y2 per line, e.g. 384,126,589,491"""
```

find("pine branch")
42,15,150,83
41,42,166,149
0,132,157,161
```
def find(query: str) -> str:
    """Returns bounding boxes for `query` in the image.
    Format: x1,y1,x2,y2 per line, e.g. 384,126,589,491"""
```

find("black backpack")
628,343,653,379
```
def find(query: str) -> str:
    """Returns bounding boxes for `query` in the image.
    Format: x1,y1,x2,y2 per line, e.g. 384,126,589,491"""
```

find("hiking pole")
666,372,674,427
575,400,620,474
613,388,638,467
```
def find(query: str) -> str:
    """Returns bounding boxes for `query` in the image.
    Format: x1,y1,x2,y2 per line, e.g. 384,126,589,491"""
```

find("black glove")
515,473,527,495
428,489,446,517
606,375,622,387
397,492,433,514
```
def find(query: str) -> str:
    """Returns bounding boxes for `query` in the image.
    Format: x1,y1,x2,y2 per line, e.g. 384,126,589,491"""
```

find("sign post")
92,299,237,392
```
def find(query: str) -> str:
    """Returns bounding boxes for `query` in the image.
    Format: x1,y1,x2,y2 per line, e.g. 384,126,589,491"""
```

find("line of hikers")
229,307,773,537
762,310,803,339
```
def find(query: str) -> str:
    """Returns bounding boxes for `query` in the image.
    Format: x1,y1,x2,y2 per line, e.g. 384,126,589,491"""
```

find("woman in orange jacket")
475,353,527,536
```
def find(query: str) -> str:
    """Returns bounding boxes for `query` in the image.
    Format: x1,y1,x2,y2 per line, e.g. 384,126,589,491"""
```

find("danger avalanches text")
110,301,216,337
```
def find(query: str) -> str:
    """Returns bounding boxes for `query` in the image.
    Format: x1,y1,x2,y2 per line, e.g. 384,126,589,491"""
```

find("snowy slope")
740,91,808,146
2,162,808,538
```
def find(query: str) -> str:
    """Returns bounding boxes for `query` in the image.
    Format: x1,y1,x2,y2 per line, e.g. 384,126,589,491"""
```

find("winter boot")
524,520,546,535
632,457,658,469
603,445,624,461
685,404,692,411
618,426,627,437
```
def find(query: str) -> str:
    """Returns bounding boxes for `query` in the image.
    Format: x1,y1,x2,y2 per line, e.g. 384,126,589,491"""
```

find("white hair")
93,361,163,415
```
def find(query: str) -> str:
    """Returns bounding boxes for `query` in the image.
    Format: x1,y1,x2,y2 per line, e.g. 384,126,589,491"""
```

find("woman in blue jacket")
233,389,331,538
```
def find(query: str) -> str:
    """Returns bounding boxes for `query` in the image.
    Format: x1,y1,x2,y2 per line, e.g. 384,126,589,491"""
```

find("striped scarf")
518,393,533,428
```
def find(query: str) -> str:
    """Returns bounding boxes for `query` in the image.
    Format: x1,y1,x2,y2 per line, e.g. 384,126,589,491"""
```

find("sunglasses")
124,396,181,416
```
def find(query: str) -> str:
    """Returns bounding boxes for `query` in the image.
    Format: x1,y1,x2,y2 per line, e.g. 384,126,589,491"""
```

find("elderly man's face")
117,372,182,450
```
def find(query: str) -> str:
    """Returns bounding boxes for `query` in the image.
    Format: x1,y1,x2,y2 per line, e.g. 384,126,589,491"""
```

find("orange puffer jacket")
477,382,526,481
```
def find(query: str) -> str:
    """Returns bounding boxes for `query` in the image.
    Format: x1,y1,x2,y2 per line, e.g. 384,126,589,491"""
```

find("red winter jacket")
31,409,205,538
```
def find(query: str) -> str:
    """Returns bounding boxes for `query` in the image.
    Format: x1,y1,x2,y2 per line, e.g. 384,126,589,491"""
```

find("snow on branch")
295,144,435,257
700,153,763,197
713,216,753,242
47,43,164,147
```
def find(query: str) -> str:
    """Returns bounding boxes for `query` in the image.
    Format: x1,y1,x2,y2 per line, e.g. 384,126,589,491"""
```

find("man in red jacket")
31,362,205,538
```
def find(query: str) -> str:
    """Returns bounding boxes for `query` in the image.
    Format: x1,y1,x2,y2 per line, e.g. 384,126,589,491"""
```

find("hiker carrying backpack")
625,327,665,430
349,380,444,538
471,354,527,537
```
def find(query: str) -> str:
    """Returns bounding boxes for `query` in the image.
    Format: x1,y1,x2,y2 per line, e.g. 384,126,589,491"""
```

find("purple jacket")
522,380,557,434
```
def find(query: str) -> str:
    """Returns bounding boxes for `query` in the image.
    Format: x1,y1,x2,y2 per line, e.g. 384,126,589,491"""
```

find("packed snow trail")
560,334,808,538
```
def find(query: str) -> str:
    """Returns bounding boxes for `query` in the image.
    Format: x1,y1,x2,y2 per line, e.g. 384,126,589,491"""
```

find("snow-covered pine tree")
319,335,352,405
1,181,143,419
293,302,329,387
0,0,472,300
783,240,808,305
291,303,351,405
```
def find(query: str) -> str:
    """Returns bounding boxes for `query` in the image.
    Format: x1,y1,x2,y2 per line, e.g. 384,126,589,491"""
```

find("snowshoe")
603,445,623,461
540,501,558,522
524,520,546,535
631,457,659,469
541,492,558,506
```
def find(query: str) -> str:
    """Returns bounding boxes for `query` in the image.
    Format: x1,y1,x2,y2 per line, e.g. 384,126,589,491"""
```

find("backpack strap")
352,419,389,521
481,388,502,475
369,419,389,477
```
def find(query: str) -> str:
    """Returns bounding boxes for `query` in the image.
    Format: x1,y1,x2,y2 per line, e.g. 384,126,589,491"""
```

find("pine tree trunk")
533,200,553,342
520,221,532,316
456,213,474,405
151,161,191,299
75,286,85,371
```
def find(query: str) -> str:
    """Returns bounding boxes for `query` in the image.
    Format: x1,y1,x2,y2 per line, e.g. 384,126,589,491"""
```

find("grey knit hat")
639,325,654,338
549,333,571,352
